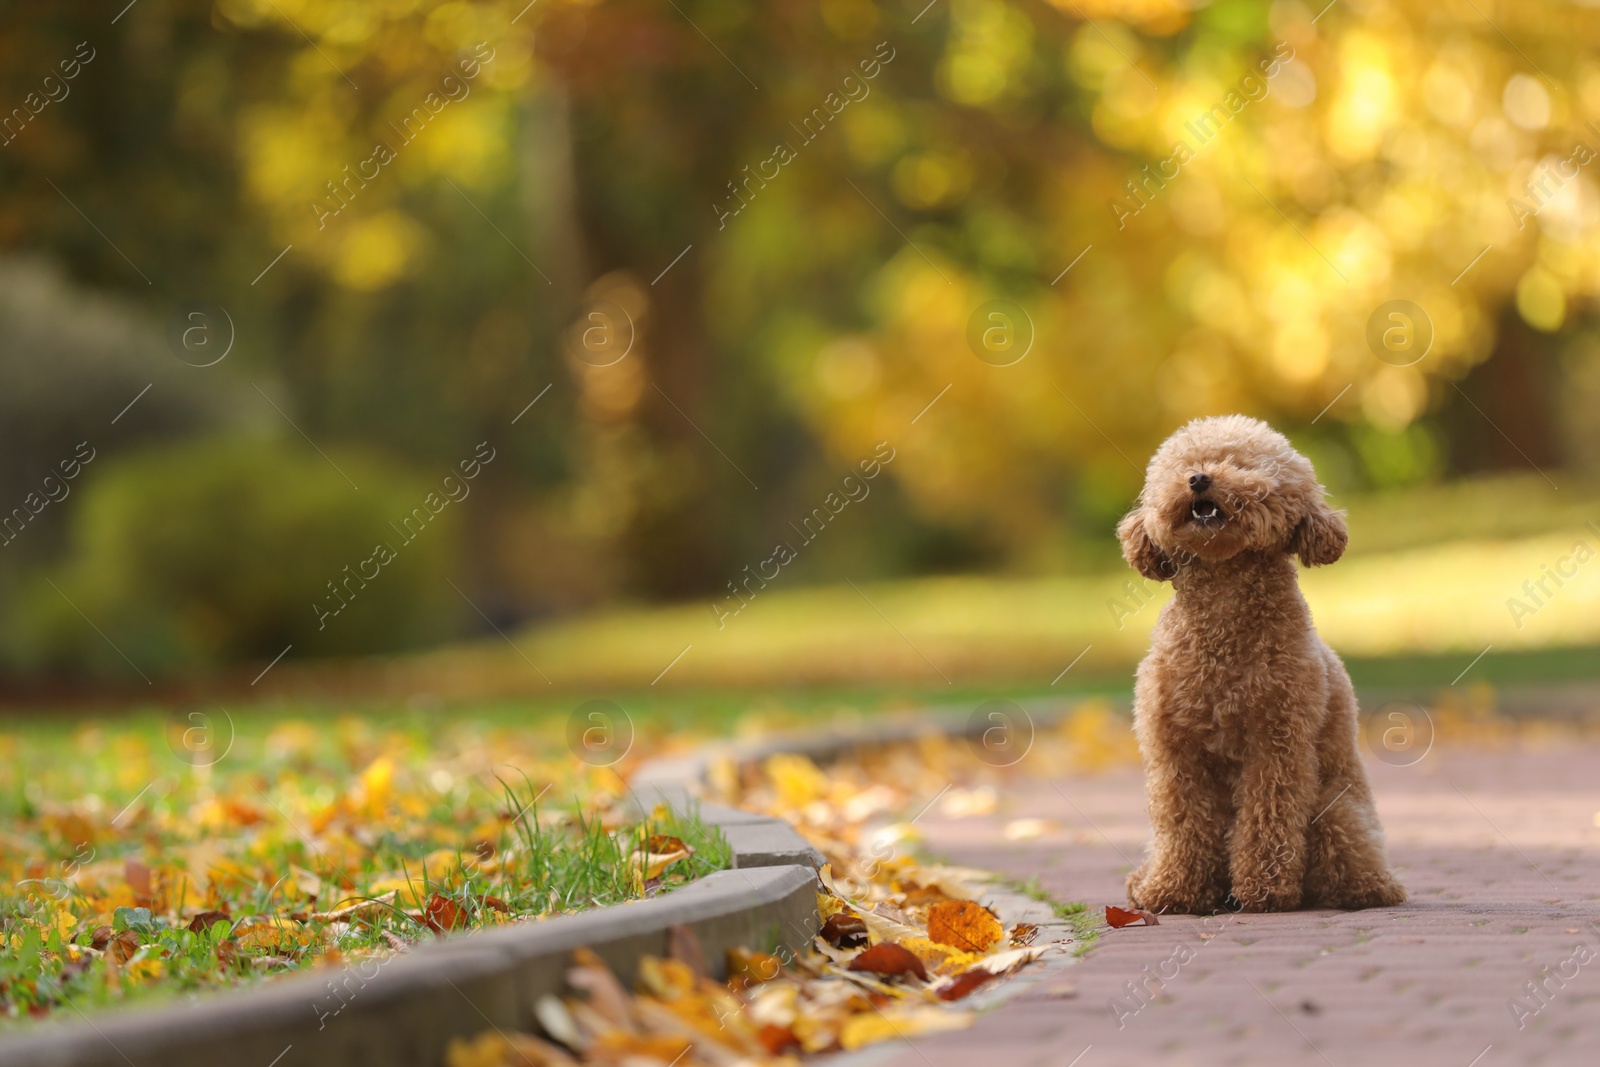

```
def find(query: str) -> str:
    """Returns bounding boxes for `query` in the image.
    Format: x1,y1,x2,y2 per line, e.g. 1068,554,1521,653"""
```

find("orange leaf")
423,894,467,934
1105,905,1159,928
926,900,1004,953
757,1023,800,1054
848,942,929,982
727,946,784,988
646,834,687,854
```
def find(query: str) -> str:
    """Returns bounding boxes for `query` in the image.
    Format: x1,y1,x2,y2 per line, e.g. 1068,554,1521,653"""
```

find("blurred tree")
2,0,1599,676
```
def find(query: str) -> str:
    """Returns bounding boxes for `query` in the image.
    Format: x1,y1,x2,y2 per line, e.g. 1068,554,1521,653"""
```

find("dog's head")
1117,414,1346,581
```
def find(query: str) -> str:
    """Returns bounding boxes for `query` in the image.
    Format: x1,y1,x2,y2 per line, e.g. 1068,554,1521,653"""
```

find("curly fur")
1119,415,1405,913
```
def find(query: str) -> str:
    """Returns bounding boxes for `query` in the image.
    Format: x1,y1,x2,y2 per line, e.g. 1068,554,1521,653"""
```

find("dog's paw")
1127,869,1224,915
1331,878,1407,910
1231,879,1302,913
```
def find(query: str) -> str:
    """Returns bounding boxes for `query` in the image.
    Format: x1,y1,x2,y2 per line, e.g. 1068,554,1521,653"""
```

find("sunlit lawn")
327,478,1600,701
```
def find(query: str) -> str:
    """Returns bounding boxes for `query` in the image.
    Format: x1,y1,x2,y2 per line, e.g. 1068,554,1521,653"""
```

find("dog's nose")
1188,472,1212,492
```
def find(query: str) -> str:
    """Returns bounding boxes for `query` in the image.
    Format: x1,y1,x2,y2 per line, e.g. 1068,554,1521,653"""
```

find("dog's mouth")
1189,497,1224,525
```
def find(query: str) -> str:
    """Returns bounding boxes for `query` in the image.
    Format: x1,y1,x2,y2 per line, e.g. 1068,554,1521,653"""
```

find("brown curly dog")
1118,415,1406,913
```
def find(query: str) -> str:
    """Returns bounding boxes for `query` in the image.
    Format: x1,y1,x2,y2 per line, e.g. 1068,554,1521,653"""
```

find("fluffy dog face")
1117,414,1347,580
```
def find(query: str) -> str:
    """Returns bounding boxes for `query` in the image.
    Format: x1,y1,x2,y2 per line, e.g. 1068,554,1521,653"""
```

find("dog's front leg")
1128,728,1232,915
1229,719,1318,911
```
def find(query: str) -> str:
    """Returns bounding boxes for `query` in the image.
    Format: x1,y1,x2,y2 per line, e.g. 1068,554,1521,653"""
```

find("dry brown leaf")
1009,922,1039,946
847,942,928,982
307,890,398,924
933,968,996,1001
423,893,467,934
1105,905,1158,928
567,948,632,1027
187,910,232,934
820,911,868,949
124,859,154,906
926,900,1003,953
106,929,139,964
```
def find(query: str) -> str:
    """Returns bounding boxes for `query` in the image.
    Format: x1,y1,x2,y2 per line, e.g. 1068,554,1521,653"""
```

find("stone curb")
0,813,820,1067
630,700,1071,815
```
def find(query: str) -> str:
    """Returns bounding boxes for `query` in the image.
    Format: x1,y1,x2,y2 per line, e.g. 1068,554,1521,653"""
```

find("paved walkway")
877,744,1600,1067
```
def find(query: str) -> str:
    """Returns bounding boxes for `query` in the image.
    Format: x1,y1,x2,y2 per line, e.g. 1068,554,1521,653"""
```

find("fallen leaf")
1010,922,1039,946
820,911,869,949
533,995,584,1053
187,910,232,935
1002,818,1057,841
636,955,697,1000
233,917,315,953
970,945,1048,976
289,865,323,901
630,844,694,883
1106,905,1159,928
927,900,1004,953
124,860,154,906
847,942,929,982
727,946,784,988
839,1006,973,1049
851,905,922,945
645,834,687,855
307,890,398,923
756,1022,800,1054
894,934,980,976
106,929,139,964
934,968,996,1001
423,894,467,934
566,949,631,1027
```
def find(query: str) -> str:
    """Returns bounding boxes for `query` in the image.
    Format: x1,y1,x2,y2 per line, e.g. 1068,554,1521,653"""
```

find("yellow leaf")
234,917,315,952
839,1006,973,1050
636,956,696,1000
765,753,829,808
126,958,166,983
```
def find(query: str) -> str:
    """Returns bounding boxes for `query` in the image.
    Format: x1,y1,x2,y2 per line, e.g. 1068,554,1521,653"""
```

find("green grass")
1011,876,1099,958
261,475,1600,703
0,703,728,1028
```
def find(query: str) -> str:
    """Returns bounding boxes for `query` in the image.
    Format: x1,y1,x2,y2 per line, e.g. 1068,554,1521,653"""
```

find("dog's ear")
1118,509,1174,581
1287,501,1347,566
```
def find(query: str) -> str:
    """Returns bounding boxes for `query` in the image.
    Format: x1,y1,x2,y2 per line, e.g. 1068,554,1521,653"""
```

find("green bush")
9,437,462,675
